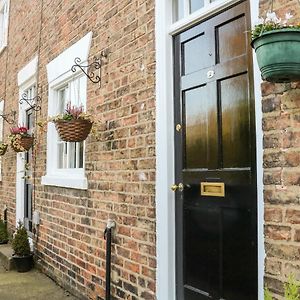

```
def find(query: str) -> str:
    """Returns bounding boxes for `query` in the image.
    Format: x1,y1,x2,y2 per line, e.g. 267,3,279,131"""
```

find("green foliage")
50,102,93,123
285,274,300,300
0,220,8,243
264,288,273,300
252,23,300,40
252,11,300,40
11,222,31,257
265,275,300,300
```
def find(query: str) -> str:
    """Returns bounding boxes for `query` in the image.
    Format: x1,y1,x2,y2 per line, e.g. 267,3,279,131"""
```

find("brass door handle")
171,183,184,192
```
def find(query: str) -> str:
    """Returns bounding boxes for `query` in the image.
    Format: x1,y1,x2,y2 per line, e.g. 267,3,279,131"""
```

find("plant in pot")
0,142,8,156
11,222,33,272
0,219,8,244
251,11,300,83
50,102,93,142
9,126,34,152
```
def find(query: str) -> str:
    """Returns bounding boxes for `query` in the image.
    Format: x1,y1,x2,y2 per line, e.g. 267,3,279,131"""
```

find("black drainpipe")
3,206,7,229
104,219,116,300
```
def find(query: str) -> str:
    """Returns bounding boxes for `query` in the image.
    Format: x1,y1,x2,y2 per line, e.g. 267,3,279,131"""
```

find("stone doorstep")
0,244,16,271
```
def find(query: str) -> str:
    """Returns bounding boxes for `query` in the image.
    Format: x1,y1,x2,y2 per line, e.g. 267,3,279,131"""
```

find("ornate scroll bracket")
0,110,16,125
71,51,108,85
19,93,42,112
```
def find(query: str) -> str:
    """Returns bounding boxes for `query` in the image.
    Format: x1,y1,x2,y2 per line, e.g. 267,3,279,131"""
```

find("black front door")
174,2,257,300
24,107,34,232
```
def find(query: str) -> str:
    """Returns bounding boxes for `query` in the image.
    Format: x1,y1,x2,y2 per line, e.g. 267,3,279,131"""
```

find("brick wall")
259,0,300,298
0,1,156,299
5,1,300,299
0,0,43,230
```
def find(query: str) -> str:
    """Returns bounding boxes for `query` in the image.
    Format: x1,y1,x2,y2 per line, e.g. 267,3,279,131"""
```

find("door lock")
171,183,184,192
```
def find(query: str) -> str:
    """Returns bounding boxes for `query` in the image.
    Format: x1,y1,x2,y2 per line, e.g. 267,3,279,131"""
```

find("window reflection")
174,0,184,21
190,0,204,14
174,0,221,22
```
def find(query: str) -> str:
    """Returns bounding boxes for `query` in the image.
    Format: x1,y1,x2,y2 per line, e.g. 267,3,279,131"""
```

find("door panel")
184,84,218,169
220,73,250,168
185,207,219,296
174,1,257,300
183,34,211,75
216,15,247,63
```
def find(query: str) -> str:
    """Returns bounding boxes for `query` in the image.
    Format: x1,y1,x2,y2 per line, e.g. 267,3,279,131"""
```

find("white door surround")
154,1,264,299
16,56,38,226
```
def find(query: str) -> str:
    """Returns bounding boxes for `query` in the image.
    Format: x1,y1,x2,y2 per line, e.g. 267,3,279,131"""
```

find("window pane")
79,76,87,108
68,142,76,168
190,0,204,13
56,78,85,170
173,0,218,21
174,0,184,21
57,143,66,168
58,87,68,113
79,142,84,168
0,5,5,47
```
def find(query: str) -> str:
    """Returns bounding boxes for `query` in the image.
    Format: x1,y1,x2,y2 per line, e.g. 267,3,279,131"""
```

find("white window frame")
174,0,214,21
0,0,9,53
41,32,93,190
55,80,85,170
155,1,264,300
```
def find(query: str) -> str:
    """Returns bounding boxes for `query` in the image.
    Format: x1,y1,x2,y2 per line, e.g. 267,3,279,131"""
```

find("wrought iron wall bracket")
19,94,42,112
71,51,108,85
0,110,16,124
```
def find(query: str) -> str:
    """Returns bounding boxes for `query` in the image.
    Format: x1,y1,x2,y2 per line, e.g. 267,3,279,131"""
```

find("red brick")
265,225,291,241
264,207,283,223
286,209,300,224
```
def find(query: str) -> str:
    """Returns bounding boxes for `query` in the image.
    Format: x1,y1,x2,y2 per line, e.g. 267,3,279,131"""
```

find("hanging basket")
0,144,8,156
11,136,34,152
54,119,93,142
251,29,300,83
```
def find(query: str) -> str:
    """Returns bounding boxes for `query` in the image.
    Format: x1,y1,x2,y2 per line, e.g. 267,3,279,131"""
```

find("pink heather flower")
18,127,28,133
65,101,84,119
10,125,28,134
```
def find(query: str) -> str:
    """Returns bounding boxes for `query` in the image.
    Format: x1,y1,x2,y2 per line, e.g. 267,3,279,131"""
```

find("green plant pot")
251,29,300,83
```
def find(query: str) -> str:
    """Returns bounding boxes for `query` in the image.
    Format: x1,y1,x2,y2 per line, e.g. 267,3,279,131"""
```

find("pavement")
0,258,79,300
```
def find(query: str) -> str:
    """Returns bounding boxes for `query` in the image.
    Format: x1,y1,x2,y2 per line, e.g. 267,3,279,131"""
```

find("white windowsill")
41,174,88,190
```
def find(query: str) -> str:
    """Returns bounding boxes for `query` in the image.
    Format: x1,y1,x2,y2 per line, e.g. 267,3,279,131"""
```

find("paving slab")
0,245,79,300
0,266,79,300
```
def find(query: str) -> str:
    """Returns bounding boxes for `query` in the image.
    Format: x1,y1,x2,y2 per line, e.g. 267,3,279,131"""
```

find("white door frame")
16,56,38,226
154,1,264,299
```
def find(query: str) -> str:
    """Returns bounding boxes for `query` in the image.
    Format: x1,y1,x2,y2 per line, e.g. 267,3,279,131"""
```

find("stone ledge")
0,244,15,271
